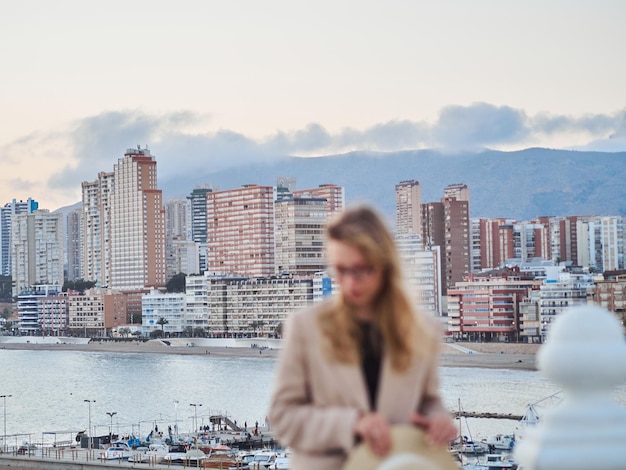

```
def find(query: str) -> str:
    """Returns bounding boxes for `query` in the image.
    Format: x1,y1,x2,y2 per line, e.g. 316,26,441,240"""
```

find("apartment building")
0,198,38,277
81,171,114,287
593,272,626,323
274,197,327,276
206,184,276,278
395,180,422,237
422,185,470,295
293,183,345,217
165,198,191,279
539,267,593,342
395,235,442,315
11,210,64,297
16,284,61,335
66,207,83,282
109,147,166,291
141,289,186,337
447,272,538,342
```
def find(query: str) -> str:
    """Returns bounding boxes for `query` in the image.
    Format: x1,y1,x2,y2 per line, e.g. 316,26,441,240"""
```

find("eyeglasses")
328,265,376,280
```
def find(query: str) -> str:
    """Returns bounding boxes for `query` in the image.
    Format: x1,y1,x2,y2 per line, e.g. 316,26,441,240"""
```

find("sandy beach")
0,338,540,370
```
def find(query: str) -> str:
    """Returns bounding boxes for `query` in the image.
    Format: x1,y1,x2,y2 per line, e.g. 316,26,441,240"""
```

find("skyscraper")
66,207,83,282
11,210,64,296
395,180,422,237
206,184,275,277
109,147,166,291
0,198,38,276
81,171,114,287
165,198,190,279
293,183,345,217
188,186,213,273
275,197,328,275
422,184,470,295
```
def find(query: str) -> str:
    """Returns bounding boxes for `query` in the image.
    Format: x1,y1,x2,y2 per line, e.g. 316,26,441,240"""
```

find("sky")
1,0,625,211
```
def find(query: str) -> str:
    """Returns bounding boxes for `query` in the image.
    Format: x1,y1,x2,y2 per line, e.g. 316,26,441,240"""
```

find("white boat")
162,443,189,464
463,453,518,469
452,437,489,454
269,455,290,469
248,450,278,469
481,433,516,451
128,443,168,463
99,442,132,460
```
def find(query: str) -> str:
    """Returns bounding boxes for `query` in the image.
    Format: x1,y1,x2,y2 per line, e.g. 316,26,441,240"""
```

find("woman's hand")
353,412,392,457
411,411,458,446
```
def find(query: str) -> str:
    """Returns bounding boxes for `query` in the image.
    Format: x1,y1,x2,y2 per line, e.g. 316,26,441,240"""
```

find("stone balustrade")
514,304,626,470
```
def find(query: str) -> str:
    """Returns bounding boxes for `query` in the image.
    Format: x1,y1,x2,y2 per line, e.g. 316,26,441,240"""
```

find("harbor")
2,335,625,469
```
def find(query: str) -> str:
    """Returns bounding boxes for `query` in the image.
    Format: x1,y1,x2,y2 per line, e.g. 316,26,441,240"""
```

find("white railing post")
515,305,626,469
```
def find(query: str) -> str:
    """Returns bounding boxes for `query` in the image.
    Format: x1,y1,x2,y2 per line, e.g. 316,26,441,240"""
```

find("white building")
396,235,442,316
539,268,593,342
0,198,38,277
185,273,314,337
141,289,186,336
16,284,61,335
11,210,64,297
576,216,625,272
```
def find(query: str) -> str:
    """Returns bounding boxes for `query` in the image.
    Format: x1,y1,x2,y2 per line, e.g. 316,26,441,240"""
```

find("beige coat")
268,301,446,470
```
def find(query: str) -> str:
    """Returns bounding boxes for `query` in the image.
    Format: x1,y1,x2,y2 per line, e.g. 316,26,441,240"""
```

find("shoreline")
0,339,539,370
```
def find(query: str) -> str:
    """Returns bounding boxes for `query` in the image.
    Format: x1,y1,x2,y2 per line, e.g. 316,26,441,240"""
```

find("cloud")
3,104,624,209
431,103,530,151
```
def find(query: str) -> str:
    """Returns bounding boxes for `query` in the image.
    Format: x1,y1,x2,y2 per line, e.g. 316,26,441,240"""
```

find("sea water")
1,349,624,444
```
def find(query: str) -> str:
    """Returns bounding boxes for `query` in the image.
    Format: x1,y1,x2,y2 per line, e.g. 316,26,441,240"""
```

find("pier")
453,410,523,420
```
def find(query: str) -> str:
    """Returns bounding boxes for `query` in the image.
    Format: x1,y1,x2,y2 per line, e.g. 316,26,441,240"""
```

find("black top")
358,321,383,410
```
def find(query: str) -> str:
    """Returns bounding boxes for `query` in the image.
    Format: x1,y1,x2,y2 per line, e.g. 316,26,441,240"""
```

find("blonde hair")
319,205,435,372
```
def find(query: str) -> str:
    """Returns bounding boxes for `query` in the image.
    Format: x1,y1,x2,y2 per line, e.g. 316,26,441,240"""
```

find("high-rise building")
0,198,38,276
206,184,275,278
188,186,213,273
395,180,422,237
275,197,328,275
107,147,166,291
11,210,64,296
422,184,470,295
293,183,345,217
395,234,442,315
165,198,190,279
188,186,212,243
81,171,114,287
66,208,83,282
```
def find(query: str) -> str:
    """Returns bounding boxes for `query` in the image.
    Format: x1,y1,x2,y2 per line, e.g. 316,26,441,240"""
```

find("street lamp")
189,403,202,433
84,400,96,450
106,412,117,444
1,394,11,453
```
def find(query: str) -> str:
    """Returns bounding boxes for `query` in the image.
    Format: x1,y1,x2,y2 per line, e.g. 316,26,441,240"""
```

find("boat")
162,444,189,464
126,446,149,463
127,442,169,463
230,451,256,469
481,433,516,451
202,445,238,468
451,436,489,454
248,450,278,469
270,455,290,469
99,441,132,460
185,447,209,465
463,453,518,469
451,399,490,455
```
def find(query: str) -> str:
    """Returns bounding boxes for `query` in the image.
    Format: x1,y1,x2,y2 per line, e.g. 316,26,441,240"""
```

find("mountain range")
160,147,626,223
55,148,626,225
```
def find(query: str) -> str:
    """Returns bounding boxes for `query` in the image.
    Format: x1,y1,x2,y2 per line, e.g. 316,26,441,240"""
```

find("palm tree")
249,320,266,337
156,317,169,336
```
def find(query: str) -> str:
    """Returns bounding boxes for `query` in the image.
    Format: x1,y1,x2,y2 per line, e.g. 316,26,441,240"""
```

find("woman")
269,205,457,469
